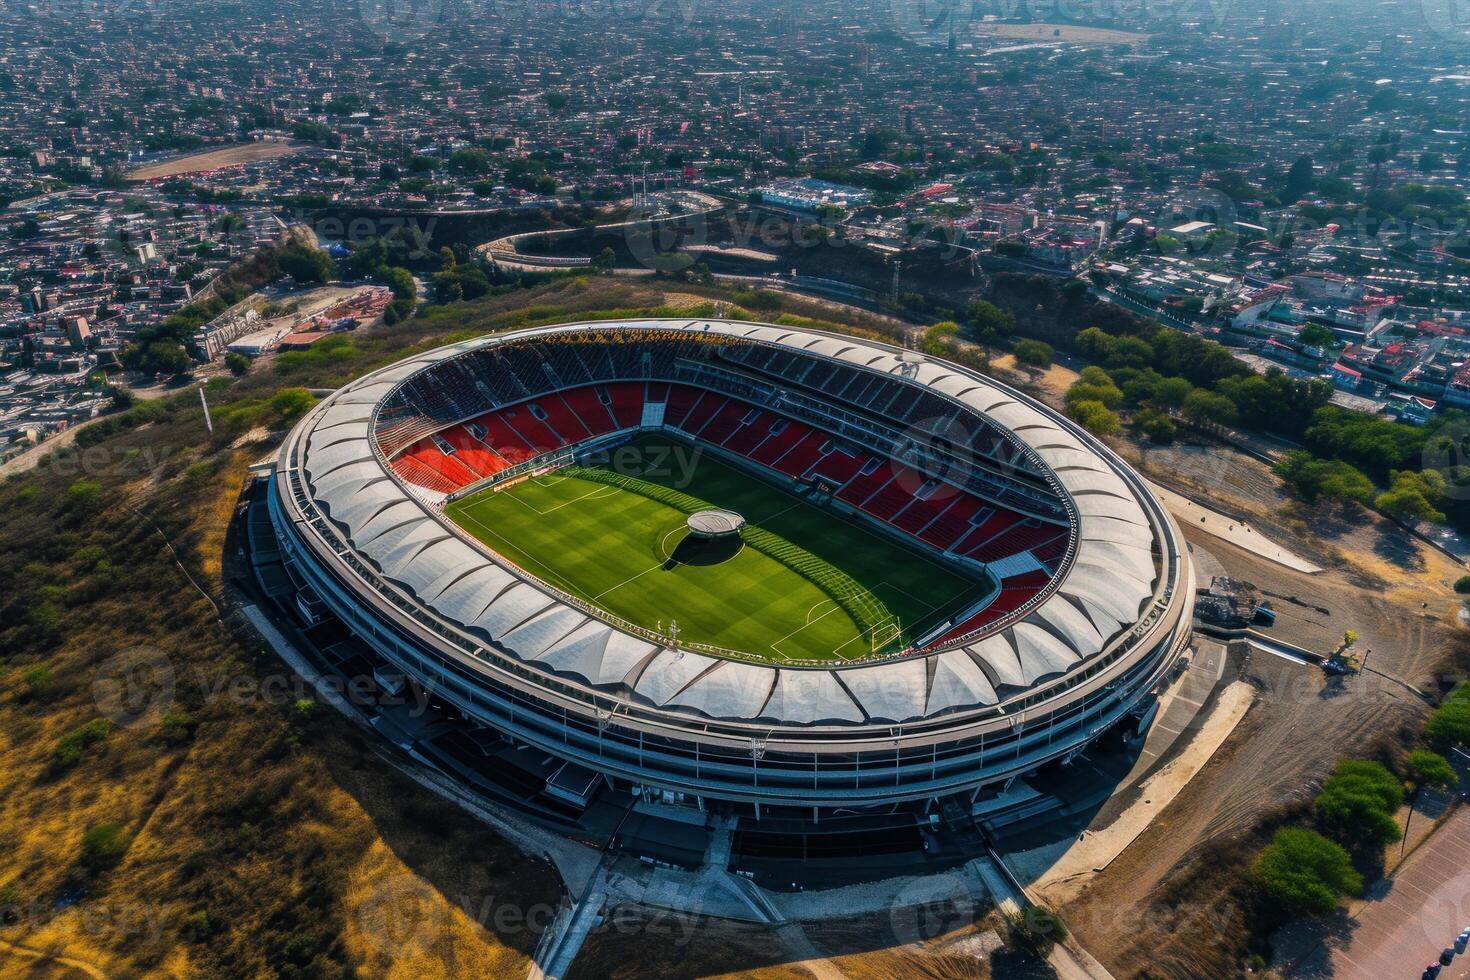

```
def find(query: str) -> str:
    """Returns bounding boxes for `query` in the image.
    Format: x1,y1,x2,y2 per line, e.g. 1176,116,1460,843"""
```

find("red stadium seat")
606,382,646,428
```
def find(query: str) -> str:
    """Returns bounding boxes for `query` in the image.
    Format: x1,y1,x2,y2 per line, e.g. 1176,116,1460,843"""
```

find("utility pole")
198,383,213,434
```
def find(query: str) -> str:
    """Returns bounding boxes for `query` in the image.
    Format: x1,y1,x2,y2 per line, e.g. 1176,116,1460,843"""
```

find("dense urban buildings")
7,1,1470,977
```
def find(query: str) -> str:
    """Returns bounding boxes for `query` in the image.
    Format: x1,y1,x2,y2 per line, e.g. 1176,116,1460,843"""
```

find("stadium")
263,318,1194,828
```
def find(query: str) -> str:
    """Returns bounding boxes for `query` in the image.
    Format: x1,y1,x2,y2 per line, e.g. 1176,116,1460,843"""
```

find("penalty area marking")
494,480,620,517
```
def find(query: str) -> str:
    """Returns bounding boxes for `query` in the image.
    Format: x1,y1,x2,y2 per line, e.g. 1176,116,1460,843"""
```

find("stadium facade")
266,319,1194,819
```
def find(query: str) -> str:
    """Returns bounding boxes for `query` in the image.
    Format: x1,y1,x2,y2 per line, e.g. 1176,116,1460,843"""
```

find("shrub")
1406,750,1456,791
1255,827,1363,916
52,718,111,772
1005,905,1068,958
1013,339,1054,368
1455,575,1470,595
1066,399,1121,437
225,351,251,377
1315,759,1402,846
79,823,129,874
1274,452,1375,507
270,388,318,423
1066,381,1123,409
20,665,62,702
1426,683,1470,751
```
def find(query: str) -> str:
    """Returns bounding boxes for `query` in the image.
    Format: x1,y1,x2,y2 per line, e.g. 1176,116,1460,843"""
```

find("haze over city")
3,1,1470,978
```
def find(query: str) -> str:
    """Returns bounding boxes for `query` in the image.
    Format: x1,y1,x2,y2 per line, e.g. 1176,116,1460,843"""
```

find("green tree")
384,266,416,302
1274,452,1375,506
1074,326,1116,361
1134,407,1177,443
1284,154,1316,200
433,270,463,303
1067,381,1124,410
1375,470,1446,524
1315,759,1403,846
1255,827,1363,916
270,388,317,423
965,300,1015,346
1298,323,1337,350
1181,389,1238,428
1013,339,1053,369
278,243,333,284
1406,750,1456,791
1147,376,1193,409
1066,399,1121,437
1426,684,1470,751
224,351,251,376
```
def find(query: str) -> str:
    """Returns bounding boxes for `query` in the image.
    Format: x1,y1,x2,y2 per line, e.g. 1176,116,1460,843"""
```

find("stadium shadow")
664,533,743,568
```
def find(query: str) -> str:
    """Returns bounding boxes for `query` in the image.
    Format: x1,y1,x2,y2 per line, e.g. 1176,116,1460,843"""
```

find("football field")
444,435,984,664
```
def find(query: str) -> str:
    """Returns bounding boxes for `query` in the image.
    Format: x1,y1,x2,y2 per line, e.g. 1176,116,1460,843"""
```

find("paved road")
1294,805,1470,979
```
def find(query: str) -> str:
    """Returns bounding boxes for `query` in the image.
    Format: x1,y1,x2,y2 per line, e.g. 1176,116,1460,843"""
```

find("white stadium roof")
294,319,1165,726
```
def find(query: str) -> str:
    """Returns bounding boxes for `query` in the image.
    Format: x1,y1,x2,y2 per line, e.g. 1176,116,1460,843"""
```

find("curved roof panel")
286,319,1173,726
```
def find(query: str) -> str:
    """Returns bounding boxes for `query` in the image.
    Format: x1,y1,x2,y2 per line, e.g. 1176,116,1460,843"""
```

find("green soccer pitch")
444,434,986,664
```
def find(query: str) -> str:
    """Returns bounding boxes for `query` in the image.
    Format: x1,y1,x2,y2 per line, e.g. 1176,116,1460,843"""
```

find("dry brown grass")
127,141,306,181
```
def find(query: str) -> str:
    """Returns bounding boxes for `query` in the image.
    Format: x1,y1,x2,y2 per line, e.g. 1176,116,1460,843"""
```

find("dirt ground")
1063,465,1460,978
970,23,1149,44
127,140,306,180
569,904,1048,980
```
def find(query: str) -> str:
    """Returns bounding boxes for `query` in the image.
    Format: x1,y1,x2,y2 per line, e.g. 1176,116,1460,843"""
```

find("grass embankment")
0,274,942,975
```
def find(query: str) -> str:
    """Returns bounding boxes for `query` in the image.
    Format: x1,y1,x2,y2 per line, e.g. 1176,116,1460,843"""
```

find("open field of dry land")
127,140,307,180
971,23,1149,44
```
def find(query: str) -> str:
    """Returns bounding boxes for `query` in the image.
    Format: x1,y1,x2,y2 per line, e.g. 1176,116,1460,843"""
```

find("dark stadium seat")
749,420,810,468
677,390,727,436
662,385,702,428
693,401,746,444
606,382,646,428
915,496,987,550
721,411,776,455
952,510,1024,557
859,472,917,521
478,414,538,464
769,430,828,478
891,488,952,535
537,393,595,442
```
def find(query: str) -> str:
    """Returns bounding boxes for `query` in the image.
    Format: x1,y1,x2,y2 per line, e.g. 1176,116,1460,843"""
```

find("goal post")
868,616,901,654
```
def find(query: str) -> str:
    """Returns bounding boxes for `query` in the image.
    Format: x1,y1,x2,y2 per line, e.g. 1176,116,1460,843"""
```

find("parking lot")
1295,806,1470,979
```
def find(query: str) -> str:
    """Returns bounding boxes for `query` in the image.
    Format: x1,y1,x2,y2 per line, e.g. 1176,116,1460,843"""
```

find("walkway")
1291,805,1470,978
1149,481,1322,574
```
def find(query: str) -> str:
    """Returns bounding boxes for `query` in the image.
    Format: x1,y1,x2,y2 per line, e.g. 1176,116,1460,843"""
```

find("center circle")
686,509,746,539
